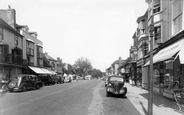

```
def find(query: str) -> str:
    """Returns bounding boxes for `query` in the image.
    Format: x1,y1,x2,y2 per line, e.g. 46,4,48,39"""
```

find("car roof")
108,75,122,78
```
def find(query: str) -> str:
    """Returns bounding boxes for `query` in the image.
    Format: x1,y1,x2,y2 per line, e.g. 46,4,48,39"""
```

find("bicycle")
171,90,184,113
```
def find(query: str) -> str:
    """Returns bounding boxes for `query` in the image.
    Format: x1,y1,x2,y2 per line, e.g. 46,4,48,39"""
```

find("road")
0,80,140,115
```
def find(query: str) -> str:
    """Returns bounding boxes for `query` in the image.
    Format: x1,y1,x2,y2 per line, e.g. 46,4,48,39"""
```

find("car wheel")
121,94,126,98
106,92,110,97
8,89,13,92
22,85,27,92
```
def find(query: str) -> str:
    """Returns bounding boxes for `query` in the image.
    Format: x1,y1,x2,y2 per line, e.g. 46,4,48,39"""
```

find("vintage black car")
8,74,43,92
106,75,127,97
38,75,53,85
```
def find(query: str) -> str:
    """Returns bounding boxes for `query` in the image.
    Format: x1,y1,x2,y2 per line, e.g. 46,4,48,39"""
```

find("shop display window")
163,73,174,89
153,68,160,87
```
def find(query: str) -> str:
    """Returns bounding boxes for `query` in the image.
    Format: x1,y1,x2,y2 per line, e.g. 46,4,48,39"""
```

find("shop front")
136,58,145,87
144,36,184,98
129,62,137,86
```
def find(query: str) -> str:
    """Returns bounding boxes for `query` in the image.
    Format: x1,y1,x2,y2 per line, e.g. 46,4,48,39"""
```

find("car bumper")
106,87,127,95
9,87,22,92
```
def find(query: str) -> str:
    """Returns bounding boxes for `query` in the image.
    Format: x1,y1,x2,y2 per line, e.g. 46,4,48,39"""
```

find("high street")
0,80,140,115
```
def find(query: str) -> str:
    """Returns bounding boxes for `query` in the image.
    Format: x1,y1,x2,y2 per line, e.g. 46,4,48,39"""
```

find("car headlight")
9,81,16,88
1,80,6,83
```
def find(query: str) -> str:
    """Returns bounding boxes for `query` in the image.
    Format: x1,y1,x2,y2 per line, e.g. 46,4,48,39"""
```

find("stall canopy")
177,47,184,64
28,66,46,74
41,68,53,74
49,70,57,75
144,39,184,66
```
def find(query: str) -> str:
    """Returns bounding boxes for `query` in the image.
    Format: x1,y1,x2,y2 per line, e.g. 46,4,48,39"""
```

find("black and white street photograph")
1,0,184,115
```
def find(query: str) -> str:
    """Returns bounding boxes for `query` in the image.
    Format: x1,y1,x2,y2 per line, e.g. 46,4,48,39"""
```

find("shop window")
0,27,3,41
153,68,160,87
172,0,183,34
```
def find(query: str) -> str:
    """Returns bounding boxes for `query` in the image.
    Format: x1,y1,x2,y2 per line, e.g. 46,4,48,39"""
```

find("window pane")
0,28,3,41
27,42,29,48
173,14,182,34
30,56,34,63
173,0,183,18
154,0,160,5
0,46,2,54
14,35,18,45
0,28,2,34
0,35,2,41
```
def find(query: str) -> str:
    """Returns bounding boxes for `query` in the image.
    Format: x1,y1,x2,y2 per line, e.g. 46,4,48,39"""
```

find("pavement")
126,83,183,115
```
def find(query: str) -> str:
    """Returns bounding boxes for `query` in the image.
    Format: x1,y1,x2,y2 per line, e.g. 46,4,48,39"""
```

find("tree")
89,69,103,79
74,57,92,77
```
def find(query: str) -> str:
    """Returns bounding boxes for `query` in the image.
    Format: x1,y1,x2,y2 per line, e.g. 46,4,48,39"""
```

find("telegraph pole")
148,5,154,115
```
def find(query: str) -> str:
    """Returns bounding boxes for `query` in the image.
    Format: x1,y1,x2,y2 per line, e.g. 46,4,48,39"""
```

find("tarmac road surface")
0,80,140,115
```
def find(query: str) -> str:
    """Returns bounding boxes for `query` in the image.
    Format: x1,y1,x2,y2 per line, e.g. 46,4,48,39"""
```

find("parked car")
64,76,72,83
38,75,54,85
8,74,43,92
55,74,64,84
0,73,9,92
105,76,109,87
106,75,127,97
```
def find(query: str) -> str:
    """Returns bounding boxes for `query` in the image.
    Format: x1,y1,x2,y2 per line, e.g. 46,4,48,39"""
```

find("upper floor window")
26,41,34,56
14,35,18,45
153,2,160,14
142,41,148,55
172,0,183,34
0,45,2,55
154,26,161,44
37,45,42,58
139,19,146,35
0,27,3,41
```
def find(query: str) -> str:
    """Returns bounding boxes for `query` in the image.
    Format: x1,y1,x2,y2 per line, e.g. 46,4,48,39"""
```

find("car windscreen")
109,77,124,82
11,75,21,80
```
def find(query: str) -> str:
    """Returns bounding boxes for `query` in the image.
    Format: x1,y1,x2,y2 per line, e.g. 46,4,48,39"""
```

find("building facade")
0,18,24,78
0,8,56,77
135,10,149,87
144,0,184,99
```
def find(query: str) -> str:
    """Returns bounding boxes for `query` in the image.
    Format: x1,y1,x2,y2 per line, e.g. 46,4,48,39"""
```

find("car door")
26,75,33,88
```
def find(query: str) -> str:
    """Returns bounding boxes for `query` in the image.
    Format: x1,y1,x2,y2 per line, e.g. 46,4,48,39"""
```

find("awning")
144,39,184,66
177,48,184,64
29,66,46,74
41,68,52,74
48,70,57,75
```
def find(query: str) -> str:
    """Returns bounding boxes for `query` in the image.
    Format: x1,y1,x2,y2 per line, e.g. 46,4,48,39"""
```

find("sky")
0,0,148,72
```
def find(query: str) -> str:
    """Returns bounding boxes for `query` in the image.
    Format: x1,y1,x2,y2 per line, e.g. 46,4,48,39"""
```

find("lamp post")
148,18,154,115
